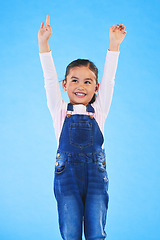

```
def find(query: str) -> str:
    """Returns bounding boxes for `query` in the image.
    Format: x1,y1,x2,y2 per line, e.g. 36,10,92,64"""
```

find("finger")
121,30,127,35
40,22,44,28
110,25,116,32
110,25,115,30
46,14,50,26
117,23,123,28
121,24,125,30
116,25,121,31
115,25,119,31
120,26,125,31
119,24,126,31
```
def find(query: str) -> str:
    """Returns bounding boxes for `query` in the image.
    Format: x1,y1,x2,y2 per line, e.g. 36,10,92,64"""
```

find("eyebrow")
71,76,79,79
71,76,93,81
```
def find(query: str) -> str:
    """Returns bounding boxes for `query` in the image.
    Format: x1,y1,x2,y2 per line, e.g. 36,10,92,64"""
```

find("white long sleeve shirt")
40,50,119,147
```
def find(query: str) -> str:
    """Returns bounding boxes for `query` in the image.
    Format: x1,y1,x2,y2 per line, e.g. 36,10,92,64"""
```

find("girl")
38,15,126,240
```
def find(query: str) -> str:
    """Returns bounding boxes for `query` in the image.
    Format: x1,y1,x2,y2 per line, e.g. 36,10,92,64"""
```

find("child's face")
62,66,99,106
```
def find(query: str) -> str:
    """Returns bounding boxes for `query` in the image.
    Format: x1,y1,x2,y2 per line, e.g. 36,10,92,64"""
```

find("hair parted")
64,59,98,104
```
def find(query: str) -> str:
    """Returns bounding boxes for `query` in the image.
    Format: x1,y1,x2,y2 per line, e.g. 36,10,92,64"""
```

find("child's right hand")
38,15,52,42
38,15,52,52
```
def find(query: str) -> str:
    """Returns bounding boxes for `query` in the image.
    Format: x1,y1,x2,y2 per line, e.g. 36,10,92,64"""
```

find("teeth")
75,93,85,96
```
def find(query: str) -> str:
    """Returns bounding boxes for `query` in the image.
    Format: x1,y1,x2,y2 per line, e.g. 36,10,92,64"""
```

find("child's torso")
57,103,104,154
53,101,106,148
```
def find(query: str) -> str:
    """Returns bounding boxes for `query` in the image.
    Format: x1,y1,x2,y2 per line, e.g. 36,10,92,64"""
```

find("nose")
77,83,85,91
77,86,84,91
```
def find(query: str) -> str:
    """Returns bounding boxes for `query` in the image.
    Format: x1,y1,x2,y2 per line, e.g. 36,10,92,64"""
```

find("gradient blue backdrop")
0,0,160,239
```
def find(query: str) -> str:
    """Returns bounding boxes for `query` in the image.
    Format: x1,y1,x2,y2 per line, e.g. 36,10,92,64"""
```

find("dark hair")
65,59,98,104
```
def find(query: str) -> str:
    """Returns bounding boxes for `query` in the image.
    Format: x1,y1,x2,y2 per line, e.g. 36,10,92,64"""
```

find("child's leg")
56,195,84,240
84,161,109,240
54,159,85,240
84,194,109,239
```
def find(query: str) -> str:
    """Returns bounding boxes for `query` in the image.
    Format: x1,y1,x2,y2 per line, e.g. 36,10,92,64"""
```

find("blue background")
0,0,160,239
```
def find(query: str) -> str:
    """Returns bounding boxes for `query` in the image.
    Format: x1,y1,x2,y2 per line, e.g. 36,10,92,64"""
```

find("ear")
94,83,100,94
62,79,67,91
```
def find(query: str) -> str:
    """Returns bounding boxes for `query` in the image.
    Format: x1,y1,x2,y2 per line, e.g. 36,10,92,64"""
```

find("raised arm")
38,15,63,119
96,24,127,117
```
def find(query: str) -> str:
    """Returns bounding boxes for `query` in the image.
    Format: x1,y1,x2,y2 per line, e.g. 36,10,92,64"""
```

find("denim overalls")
54,103,109,240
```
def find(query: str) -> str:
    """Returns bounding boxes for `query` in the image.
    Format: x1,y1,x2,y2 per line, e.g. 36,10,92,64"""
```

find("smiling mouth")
74,92,86,97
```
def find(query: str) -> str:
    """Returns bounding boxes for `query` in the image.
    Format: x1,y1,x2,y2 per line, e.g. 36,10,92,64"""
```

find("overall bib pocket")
69,121,93,148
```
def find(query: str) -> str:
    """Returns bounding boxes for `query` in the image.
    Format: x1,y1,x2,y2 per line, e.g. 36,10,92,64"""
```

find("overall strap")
67,103,74,111
86,104,95,119
66,103,73,118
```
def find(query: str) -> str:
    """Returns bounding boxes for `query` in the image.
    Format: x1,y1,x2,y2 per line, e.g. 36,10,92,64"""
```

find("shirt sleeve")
95,50,120,119
39,51,63,119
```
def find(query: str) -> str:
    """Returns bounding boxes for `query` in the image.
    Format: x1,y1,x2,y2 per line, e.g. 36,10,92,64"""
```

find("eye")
72,79,78,83
85,80,91,84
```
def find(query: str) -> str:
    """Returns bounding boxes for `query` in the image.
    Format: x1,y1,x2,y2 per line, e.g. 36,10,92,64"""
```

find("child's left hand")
109,24,127,51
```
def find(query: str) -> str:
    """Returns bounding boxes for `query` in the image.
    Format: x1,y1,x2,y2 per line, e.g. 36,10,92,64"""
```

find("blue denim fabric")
54,104,109,240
